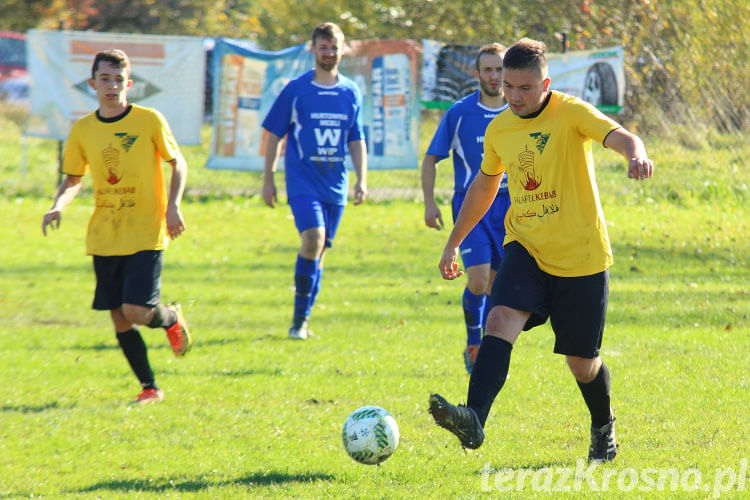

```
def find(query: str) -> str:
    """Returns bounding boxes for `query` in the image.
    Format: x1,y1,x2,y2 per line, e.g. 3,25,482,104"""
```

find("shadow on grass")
474,458,580,474
73,471,335,494
63,337,243,352
1,401,75,413
216,368,284,377
64,342,120,351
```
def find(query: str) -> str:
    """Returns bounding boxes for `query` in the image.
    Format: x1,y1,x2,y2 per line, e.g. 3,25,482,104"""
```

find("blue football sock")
463,288,485,345
294,255,319,321
310,267,324,308
481,294,491,336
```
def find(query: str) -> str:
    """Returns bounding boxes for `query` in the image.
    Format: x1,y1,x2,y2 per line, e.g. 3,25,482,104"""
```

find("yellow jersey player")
429,38,653,463
42,49,192,405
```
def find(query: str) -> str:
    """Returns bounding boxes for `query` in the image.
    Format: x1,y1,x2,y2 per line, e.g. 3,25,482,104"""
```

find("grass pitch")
0,112,748,498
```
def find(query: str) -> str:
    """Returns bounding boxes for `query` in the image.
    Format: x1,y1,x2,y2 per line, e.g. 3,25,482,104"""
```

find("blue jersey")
426,91,509,194
262,70,365,205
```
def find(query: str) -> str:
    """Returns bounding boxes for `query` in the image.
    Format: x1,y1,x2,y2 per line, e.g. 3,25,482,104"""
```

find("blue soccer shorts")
288,195,346,248
453,191,511,270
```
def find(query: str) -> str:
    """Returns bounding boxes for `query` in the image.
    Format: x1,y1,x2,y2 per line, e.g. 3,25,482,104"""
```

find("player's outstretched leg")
428,393,485,449
431,335,513,448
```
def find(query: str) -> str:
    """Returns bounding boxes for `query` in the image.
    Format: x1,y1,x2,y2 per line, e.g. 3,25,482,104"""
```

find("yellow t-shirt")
481,91,620,276
63,104,181,256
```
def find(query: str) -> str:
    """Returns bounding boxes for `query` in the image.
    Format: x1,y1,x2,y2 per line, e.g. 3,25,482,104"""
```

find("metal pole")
57,140,63,186
57,18,64,187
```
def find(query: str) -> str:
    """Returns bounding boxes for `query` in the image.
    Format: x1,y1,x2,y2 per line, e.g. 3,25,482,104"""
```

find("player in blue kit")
421,43,510,373
261,22,368,340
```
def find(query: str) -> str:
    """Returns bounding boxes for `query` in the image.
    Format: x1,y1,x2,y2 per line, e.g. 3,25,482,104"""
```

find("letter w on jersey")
314,128,341,156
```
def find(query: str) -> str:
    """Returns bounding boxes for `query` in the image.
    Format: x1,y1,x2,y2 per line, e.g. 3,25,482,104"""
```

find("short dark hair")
475,43,505,71
311,22,344,44
503,38,548,77
91,49,130,79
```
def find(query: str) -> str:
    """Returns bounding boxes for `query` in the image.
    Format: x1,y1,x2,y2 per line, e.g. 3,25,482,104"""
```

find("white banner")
25,29,204,144
422,42,624,114
547,46,624,114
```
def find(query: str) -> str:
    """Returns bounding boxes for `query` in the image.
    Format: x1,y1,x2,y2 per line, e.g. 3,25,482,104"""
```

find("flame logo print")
517,146,542,191
102,144,122,185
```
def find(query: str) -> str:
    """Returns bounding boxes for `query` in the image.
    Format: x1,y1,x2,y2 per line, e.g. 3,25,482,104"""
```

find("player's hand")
439,245,463,280
166,205,186,239
41,211,61,236
627,156,654,180
353,181,367,205
424,202,444,230
262,180,277,208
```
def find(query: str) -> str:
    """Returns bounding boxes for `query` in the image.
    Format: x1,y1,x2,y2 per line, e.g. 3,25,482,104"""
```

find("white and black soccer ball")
342,406,399,465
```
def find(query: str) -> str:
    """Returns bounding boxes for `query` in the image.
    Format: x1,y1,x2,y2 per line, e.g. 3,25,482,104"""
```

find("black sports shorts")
489,241,608,358
92,250,163,310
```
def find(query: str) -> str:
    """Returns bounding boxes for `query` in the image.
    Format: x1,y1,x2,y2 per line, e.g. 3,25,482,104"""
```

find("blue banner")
207,38,420,171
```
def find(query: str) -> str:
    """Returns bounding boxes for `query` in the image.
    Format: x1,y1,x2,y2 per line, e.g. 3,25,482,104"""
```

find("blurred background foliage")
1,0,747,137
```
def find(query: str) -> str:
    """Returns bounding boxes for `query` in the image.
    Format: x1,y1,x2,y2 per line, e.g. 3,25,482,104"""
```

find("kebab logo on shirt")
102,143,122,184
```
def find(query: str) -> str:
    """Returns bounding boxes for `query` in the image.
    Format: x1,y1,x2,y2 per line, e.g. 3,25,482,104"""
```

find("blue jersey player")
421,43,510,373
262,22,368,340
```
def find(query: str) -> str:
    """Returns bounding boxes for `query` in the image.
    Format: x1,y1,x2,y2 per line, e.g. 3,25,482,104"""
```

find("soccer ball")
342,406,399,465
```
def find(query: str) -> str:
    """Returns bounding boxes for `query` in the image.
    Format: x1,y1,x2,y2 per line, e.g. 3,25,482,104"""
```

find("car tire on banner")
435,45,477,103
581,62,618,107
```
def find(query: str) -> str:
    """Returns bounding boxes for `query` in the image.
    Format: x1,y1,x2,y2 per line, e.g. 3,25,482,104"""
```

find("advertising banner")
25,29,205,144
0,31,28,104
422,41,624,114
207,38,420,171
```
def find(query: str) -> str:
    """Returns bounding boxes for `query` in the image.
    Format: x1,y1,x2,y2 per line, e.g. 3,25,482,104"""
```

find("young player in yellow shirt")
42,49,192,405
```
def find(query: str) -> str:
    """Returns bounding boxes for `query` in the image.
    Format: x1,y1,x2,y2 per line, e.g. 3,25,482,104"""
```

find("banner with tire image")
422,41,624,114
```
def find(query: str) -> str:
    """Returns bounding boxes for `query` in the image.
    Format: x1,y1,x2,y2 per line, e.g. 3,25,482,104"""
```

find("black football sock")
147,304,177,329
466,335,513,427
576,362,612,428
116,328,157,390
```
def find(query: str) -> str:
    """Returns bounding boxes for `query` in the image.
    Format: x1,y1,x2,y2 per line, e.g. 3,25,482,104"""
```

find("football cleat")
463,344,480,374
288,316,311,340
428,393,485,449
588,418,617,463
165,303,192,357
129,388,165,406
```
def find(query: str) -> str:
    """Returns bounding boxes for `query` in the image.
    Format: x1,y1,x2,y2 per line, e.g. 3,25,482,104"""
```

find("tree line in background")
1,0,747,135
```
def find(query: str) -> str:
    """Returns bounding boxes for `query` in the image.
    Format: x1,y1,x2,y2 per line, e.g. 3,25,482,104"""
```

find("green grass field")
0,109,748,498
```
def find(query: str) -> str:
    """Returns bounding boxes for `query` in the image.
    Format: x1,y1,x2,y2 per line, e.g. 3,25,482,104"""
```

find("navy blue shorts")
288,195,345,248
92,250,163,310
453,191,510,270
489,241,608,358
